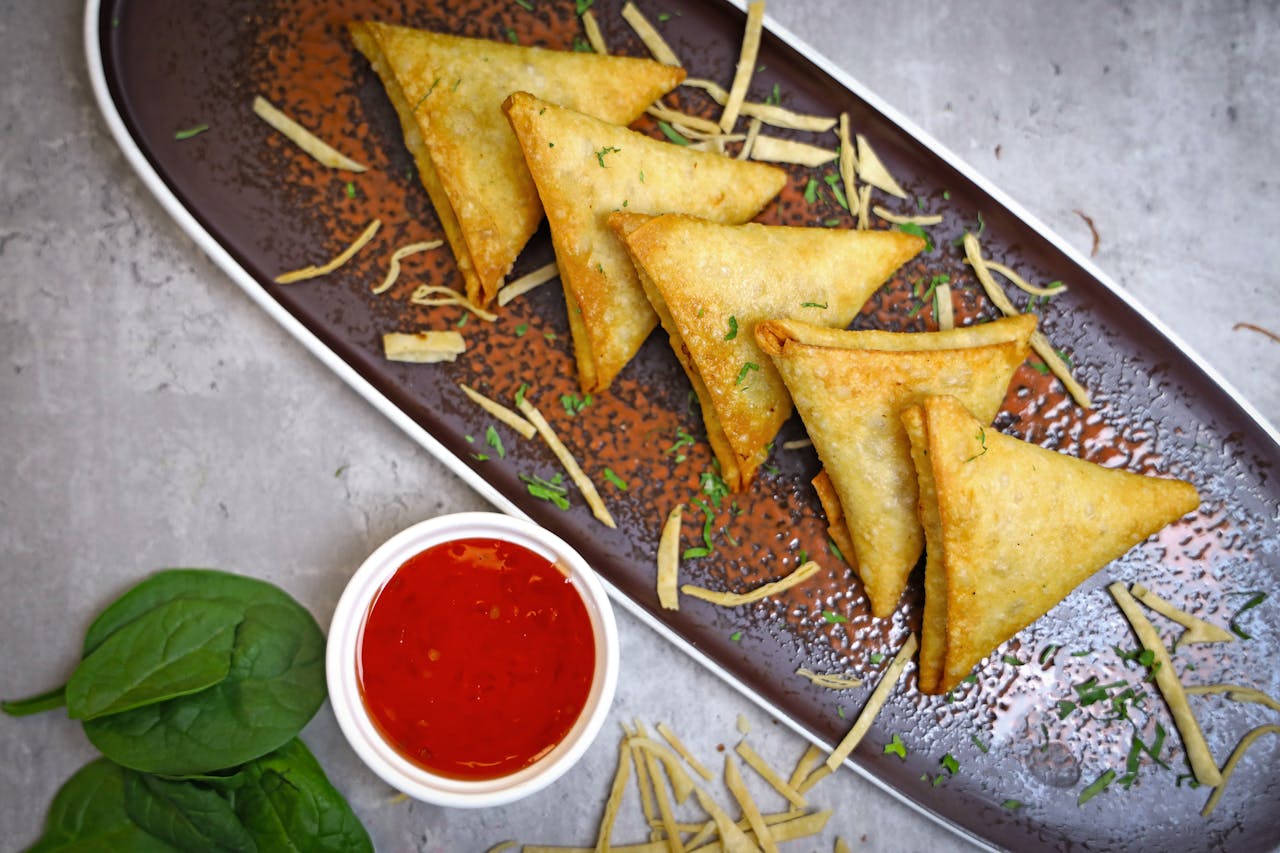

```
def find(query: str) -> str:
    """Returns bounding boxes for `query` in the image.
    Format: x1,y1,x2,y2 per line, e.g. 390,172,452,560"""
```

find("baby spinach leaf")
66,598,242,721
24,759,178,852
84,594,326,775
2,685,66,717
122,771,256,852
233,739,373,852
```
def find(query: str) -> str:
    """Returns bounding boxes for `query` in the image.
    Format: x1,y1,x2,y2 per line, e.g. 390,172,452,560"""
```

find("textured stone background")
2,1,1277,850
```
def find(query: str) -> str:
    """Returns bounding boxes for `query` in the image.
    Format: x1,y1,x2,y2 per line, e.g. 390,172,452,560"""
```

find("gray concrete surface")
1,1,1277,851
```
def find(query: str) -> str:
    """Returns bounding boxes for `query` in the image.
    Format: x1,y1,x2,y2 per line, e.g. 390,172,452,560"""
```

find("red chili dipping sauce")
358,537,596,780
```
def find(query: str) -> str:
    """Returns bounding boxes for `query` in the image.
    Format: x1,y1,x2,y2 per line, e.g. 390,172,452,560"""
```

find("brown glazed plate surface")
93,0,1279,849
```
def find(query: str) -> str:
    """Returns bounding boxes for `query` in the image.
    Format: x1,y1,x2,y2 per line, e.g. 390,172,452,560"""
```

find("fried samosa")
503,92,786,394
348,22,685,306
757,314,1036,617
612,213,923,490
902,395,1200,694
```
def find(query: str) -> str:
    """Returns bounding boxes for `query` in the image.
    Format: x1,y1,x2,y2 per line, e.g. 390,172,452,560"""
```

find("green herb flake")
506,28,519,43
174,124,210,140
1039,644,1061,666
560,392,593,416
822,610,848,624
730,630,743,642
575,0,594,13
1230,591,1267,639
513,0,534,9
666,427,696,462
485,425,506,459
514,382,529,407
965,428,990,462
823,173,849,210
515,323,529,337
657,121,691,146
456,312,469,328
1002,799,1024,810
941,754,959,775
869,652,886,665
884,733,907,759
595,145,621,167
797,549,809,564
800,300,828,309
735,362,760,386
472,452,490,462
827,535,847,564
803,178,819,204
602,468,628,491
896,221,934,252
765,82,782,106
971,735,989,754
725,315,739,340
1056,699,1077,720
837,705,846,719
520,472,569,509
344,182,356,199
961,673,979,684
1077,769,1115,806
683,546,712,559
700,467,730,509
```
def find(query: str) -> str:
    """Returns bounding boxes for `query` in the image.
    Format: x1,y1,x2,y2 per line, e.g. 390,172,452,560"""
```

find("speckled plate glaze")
89,0,1279,849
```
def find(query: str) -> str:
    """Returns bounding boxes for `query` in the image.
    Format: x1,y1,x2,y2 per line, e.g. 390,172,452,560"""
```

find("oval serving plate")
87,0,1279,849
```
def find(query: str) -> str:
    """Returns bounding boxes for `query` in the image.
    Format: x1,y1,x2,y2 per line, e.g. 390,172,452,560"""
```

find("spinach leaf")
2,685,66,717
67,598,242,721
24,759,178,852
233,739,373,853
83,579,326,774
122,771,256,852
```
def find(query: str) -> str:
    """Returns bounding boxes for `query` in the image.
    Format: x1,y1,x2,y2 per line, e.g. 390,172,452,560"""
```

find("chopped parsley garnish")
512,0,534,9
823,173,849,210
896,221,933,252
595,145,621,167
800,300,828,309
822,217,841,227
837,705,846,719
735,362,760,386
572,36,592,52
683,546,712,559
174,124,209,140
1002,799,1023,810
456,312,468,328
520,472,569,509
560,392,593,416
965,428,989,462
656,121,690,146
1229,590,1267,639
700,466,730,508
883,733,907,759
506,28,518,43
1056,699,1077,720
472,453,490,462
485,426,506,459
1077,769,1115,806
1001,653,1022,667
797,549,808,564
764,82,782,106
822,610,848,624
344,182,356,199
724,315,739,340
514,383,529,407
868,652,885,665
1039,644,1061,666
602,467,628,491
827,535,847,564
515,322,528,337
803,178,819,204
575,0,594,13
730,630,743,642
940,754,959,775
666,427,696,462
970,735,989,754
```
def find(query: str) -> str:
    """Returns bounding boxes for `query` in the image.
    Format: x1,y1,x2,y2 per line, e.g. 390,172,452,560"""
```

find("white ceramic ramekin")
326,512,619,808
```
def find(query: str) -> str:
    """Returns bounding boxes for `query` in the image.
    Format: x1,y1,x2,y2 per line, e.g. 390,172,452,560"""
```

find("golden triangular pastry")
503,92,786,393
901,395,1200,695
348,23,685,307
757,314,1036,617
612,213,923,489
